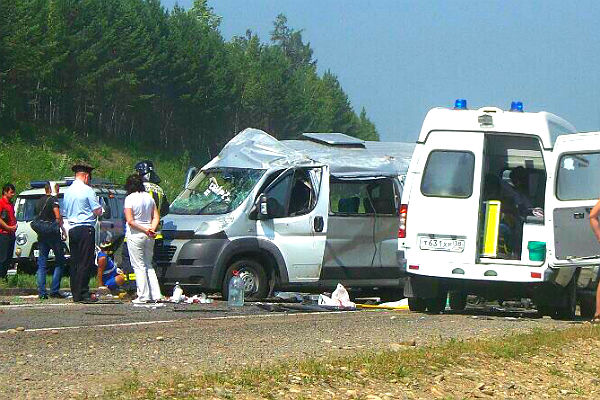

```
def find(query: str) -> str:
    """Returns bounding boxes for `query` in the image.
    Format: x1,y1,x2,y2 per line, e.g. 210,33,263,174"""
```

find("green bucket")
527,241,546,261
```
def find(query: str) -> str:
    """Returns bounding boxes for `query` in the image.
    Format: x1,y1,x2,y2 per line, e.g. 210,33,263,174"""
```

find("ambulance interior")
479,134,546,263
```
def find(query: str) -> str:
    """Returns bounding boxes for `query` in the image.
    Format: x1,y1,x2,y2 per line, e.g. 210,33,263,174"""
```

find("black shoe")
79,296,99,303
39,294,48,300
49,291,71,299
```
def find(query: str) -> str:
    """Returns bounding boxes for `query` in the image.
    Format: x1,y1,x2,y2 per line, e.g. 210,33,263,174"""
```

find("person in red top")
0,183,17,280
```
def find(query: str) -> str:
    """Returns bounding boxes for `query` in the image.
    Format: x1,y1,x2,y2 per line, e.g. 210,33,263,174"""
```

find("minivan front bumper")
154,237,230,292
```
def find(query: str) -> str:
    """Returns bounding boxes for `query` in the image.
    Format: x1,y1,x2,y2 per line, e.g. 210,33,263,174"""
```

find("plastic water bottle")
228,271,245,307
172,282,183,303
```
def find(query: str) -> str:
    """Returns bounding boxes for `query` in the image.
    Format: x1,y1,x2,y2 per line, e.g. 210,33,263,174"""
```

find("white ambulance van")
398,100,600,319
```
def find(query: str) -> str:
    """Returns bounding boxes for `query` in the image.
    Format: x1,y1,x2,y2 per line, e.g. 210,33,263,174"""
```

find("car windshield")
16,195,65,222
170,168,265,215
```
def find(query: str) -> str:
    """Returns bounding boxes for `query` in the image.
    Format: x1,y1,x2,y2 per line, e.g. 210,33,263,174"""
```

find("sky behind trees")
163,1,600,142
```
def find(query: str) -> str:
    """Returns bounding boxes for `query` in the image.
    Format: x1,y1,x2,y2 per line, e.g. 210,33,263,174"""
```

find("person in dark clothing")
0,183,17,279
35,182,69,299
63,164,102,302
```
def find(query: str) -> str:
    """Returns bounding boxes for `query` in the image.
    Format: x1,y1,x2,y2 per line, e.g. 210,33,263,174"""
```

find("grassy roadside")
0,126,197,201
0,273,97,290
105,324,600,399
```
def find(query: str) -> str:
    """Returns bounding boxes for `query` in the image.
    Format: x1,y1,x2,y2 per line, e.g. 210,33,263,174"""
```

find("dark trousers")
68,225,95,301
0,234,15,279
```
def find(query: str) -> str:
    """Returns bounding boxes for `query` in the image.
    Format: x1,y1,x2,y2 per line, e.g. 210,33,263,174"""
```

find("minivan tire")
408,297,427,312
222,258,269,301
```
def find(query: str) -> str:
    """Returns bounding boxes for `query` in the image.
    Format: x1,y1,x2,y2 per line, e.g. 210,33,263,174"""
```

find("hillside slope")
0,128,190,200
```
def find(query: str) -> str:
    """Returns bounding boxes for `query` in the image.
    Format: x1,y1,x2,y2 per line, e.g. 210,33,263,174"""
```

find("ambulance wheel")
426,292,447,314
579,295,596,320
553,275,577,321
408,297,427,312
448,291,467,311
222,258,269,301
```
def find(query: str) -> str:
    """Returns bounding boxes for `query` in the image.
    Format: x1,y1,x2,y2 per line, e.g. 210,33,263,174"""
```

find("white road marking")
0,309,356,334
0,303,74,309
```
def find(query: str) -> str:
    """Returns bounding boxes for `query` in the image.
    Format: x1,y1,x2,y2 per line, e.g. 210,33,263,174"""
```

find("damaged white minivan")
156,129,414,299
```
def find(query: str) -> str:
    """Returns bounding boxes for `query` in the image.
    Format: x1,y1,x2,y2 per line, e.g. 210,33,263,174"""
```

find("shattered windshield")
170,168,265,215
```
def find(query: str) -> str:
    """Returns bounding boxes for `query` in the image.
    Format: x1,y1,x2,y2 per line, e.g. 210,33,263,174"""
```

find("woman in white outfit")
124,174,162,303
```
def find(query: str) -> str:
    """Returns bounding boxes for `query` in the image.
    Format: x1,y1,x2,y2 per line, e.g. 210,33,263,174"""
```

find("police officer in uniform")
121,161,169,282
63,164,103,302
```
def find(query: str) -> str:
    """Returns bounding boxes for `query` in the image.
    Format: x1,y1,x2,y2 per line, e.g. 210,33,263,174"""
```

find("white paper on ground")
318,283,356,308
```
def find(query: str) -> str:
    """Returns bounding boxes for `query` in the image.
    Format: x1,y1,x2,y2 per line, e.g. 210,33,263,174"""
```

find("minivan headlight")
16,233,28,245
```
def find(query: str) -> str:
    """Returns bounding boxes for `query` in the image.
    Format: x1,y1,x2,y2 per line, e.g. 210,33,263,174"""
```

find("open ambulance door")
546,132,600,269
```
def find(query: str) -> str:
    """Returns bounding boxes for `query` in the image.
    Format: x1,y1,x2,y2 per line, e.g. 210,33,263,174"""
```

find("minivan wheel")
222,259,269,301
408,297,427,312
448,291,467,311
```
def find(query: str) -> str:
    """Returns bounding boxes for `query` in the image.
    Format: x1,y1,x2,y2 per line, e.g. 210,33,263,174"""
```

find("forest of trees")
0,0,379,158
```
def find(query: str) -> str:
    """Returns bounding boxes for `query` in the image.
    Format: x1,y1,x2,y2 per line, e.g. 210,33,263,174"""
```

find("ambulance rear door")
547,132,600,268
406,130,484,275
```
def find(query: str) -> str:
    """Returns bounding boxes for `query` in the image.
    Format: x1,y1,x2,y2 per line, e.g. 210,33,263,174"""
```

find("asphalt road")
0,299,268,332
0,298,577,399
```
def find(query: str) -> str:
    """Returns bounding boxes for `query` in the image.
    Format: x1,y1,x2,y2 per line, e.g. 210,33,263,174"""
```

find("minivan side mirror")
257,194,270,220
250,194,272,220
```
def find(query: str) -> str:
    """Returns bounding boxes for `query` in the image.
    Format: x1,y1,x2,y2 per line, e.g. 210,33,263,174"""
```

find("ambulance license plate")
419,237,465,252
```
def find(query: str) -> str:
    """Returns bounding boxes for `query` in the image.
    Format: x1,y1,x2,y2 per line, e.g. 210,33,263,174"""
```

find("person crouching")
123,174,162,303
96,232,126,293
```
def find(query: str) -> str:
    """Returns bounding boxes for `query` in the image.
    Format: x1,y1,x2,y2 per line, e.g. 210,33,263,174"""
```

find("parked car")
13,178,126,273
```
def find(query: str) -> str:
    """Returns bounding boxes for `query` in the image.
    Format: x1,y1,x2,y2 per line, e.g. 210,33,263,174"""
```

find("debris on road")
357,299,409,310
318,283,356,308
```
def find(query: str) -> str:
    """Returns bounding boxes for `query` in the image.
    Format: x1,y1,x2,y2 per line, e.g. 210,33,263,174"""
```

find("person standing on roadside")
121,160,169,285
589,199,600,321
63,164,103,302
124,174,162,303
35,182,69,299
135,160,169,218
0,183,17,280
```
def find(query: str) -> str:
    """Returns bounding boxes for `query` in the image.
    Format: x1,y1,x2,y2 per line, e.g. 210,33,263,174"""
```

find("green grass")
0,125,198,201
0,272,97,289
104,325,600,399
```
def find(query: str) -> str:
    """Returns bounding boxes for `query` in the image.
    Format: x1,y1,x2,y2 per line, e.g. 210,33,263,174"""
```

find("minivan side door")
256,166,330,282
546,132,600,268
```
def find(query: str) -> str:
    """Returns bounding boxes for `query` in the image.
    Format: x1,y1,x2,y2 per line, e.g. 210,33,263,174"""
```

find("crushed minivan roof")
203,128,415,178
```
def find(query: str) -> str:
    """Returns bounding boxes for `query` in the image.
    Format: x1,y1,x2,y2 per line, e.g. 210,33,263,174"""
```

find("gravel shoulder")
0,300,574,399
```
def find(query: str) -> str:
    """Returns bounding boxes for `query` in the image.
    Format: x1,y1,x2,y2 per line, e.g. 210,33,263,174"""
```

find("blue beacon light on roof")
510,101,524,112
454,99,467,110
